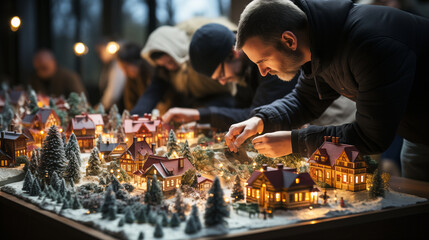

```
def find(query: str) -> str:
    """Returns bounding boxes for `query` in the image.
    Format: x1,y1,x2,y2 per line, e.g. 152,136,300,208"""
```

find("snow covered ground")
2,179,426,240
0,167,24,186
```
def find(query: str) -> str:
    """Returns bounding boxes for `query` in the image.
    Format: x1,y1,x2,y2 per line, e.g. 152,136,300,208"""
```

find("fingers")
225,124,245,152
162,111,173,123
234,128,256,149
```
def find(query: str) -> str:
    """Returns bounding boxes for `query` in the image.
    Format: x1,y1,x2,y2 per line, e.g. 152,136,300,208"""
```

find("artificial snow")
2,179,426,240
0,167,24,186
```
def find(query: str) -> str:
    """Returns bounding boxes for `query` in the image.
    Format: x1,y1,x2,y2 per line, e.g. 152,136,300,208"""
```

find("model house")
308,136,368,191
22,108,61,146
197,176,213,192
119,136,154,176
122,114,168,148
0,131,28,167
246,164,318,209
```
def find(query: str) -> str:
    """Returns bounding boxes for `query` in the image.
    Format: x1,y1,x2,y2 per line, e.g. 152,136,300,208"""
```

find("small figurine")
340,197,346,208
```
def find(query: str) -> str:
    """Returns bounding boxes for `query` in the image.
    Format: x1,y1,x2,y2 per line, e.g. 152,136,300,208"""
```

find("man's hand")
252,131,292,158
162,108,200,123
225,117,264,152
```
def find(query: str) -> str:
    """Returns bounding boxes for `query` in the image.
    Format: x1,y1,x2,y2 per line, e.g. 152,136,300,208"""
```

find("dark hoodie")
252,0,429,156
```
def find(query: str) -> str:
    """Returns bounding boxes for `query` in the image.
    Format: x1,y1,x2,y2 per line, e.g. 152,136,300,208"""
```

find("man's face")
242,36,304,81
33,53,57,79
210,61,240,85
154,54,179,71
118,61,139,79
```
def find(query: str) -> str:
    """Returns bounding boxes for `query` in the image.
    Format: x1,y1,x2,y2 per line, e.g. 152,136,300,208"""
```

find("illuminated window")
282,193,286,202
361,175,364,182
343,175,347,183
356,176,359,183
350,176,353,183
167,181,170,187
275,193,280,202
154,169,157,175
305,192,310,201
294,193,298,202
295,178,300,184
248,188,251,196
82,128,86,135
256,190,260,199
327,172,330,179
270,193,273,199
127,165,131,172
314,155,319,160
171,180,174,186
252,189,255,197
299,193,302,201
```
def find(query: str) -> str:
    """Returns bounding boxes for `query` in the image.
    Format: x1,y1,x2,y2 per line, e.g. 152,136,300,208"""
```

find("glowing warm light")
176,184,179,188
224,197,230,203
117,169,120,173
244,182,248,186
106,41,120,54
37,101,43,108
219,163,223,168
117,175,120,179
59,128,63,133
125,138,129,142
209,193,214,197
40,131,44,134
74,42,88,56
309,206,313,210
10,16,21,31
310,220,317,224
262,183,266,187
260,168,264,172
85,163,89,168
170,151,179,159
295,178,300,184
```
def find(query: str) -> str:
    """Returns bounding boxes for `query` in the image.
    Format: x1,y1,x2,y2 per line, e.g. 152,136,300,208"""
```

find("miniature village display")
0,87,427,239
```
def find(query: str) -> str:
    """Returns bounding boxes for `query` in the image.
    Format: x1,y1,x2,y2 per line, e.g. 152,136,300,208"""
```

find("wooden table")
1,176,428,240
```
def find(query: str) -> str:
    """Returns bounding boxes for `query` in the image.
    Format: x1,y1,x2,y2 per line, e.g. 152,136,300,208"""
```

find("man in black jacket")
224,0,429,181
162,23,298,131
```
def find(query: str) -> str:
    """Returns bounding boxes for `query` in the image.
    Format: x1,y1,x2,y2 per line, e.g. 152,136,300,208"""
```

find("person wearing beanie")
163,23,356,132
131,18,237,116
162,23,299,131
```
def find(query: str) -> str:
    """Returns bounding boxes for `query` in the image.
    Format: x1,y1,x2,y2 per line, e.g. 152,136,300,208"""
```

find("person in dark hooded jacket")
224,0,429,181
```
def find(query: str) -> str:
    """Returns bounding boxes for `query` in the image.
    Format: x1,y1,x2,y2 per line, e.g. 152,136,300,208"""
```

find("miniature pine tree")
39,126,67,183
64,151,81,184
50,171,60,191
95,103,105,115
101,186,117,220
153,221,164,238
2,99,14,127
118,217,125,227
110,174,124,193
138,231,144,240
22,170,34,192
231,175,244,201
148,210,158,225
144,178,152,204
181,169,197,188
67,92,81,118
185,215,198,234
121,109,130,124
149,175,163,205
61,199,70,210
167,129,180,157
56,194,63,204
65,133,81,166
191,204,202,231
160,211,169,227
174,188,186,221
65,191,72,203
99,176,106,186
28,89,39,114
30,178,41,196
136,207,148,224
124,206,135,224
80,92,89,113
96,134,102,149
204,177,229,227
107,104,120,131
72,195,82,209
58,178,67,197
181,140,193,163
29,150,40,175
87,147,102,176
369,168,385,198
170,213,180,227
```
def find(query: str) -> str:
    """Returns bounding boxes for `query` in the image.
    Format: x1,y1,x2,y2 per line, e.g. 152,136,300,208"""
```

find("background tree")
185,215,197,234
28,89,39,114
39,125,67,183
30,178,41,196
191,204,202,231
231,175,244,202
95,104,105,115
87,147,102,176
65,133,81,166
149,175,163,205
369,168,386,198
101,186,117,220
64,151,81,184
107,160,131,182
153,221,164,238
2,99,14,128
80,92,89,113
181,169,197,188
204,177,229,227
167,129,180,157
181,140,193,163
124,206,135,223
22,170,34,193
67,92,81,118
174,188,186,221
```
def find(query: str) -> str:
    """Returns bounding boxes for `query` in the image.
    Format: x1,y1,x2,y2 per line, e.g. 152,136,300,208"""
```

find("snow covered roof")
122,138,153,161
123,117,162,134
71,114,96,130
197,176,213,184
1,131,28,141
88,114,104,126
99,142,119,153
140,156,194,179
308,141,360,166
22,108,57,125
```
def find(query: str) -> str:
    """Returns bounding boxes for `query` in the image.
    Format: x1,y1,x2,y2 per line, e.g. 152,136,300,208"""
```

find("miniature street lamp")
110,169,114,173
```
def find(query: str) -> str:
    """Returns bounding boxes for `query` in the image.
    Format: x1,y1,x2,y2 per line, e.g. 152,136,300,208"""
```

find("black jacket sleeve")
130,74,170,116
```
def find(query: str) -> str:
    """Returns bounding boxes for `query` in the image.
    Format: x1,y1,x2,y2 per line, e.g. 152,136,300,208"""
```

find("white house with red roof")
246,163,318,209
122,114,168,148
308,136,368,191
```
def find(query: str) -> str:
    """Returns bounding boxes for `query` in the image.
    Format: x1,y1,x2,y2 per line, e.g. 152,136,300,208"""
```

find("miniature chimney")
147,113,152,120
132,114,139,121
133,136,137,144
277,163,284,170
262,164,268,171
179,158,184,168
106,140,110,145
151,143,156,153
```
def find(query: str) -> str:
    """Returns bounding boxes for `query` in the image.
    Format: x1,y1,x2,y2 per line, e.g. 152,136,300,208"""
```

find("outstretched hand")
252,131,292,158
162,108,200,123
224,117,264,152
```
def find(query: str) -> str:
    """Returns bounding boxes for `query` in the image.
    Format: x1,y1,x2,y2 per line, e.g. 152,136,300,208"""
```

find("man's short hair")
236,0,307,50
117,42,142,65
149,51,167,61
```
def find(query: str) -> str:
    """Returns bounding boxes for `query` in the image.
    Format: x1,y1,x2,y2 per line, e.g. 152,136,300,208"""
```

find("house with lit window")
22,108,61,146
66,114,98,152
246,164,318,209
0,131,28,167
98,140,127,163
138,155,194,193
308,136,368,191
123,114,167,148
197,176,213,192
119,137,154,176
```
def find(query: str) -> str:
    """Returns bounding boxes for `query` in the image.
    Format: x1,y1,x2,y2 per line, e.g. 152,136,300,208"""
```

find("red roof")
197,176,213,184
123,117,162,134
22,108,57,126
71,114,96,130
122,138,153,161
308,141,360,166
247,166,315,190
143,157,194,178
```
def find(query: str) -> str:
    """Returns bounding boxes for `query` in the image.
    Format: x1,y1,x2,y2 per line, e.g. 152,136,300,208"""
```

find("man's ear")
281,31,298,51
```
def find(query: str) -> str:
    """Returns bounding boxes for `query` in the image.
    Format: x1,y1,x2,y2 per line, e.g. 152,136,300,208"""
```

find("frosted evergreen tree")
136,207,148,223
174,188,186,221
181,169,197,188
99,176,106,186
121,109,130,124
124,206,135,223
72,195,82,209
170,213,180,227
204,177,229,227
30,178,41,196
67,92,81,118
191,204,202,231
167,129,180,157
58,178,67,197
22,170,34,193
96,134,102,149
144,178,152,204
160,211,169,227
153,221,164,238
56,194,63,204
369,168,385,198
64,151,81,184
148,210,157,225
50,171,61,191
107,104,120,131
29,150,40,174
138,232,144,240
80,92,89,113
231,175,244,201
39,126,67,183
61,199,70,210
87,147,102,176
95,104,105,115
28,89,39,114
101,186,117,220
185,215,198,234
118,217,125,227
181,140,193,163
109,174,124,192
65,191,72,203
2,99,14,127
149,175,163,205
65,133,81,166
